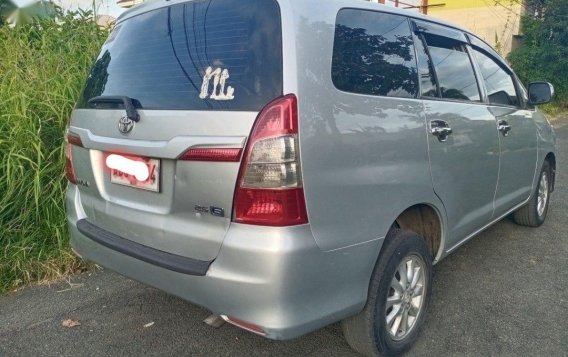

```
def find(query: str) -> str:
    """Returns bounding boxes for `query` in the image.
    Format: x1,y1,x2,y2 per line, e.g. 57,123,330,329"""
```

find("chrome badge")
118,115,135,134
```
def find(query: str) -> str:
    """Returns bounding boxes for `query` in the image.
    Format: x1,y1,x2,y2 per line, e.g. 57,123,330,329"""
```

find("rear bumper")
67,185,382,340
76,219,212,275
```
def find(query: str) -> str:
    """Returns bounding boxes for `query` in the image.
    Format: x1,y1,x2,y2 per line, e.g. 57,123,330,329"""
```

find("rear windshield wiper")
88,96,140,122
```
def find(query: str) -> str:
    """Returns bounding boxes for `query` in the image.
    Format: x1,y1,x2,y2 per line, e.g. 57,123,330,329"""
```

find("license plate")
108,154,160,192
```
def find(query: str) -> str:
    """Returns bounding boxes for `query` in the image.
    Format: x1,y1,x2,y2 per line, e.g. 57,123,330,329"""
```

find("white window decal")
199,66,235,101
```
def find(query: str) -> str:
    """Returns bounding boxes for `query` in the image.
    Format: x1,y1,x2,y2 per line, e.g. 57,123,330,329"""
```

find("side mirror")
528,81,554,105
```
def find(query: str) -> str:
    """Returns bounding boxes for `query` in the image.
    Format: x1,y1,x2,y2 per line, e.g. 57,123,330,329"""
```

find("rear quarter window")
331,9,419,98
77,0,282,111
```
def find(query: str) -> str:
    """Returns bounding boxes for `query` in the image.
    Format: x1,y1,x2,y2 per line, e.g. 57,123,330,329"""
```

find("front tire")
342,229,433,356
514,160,551,227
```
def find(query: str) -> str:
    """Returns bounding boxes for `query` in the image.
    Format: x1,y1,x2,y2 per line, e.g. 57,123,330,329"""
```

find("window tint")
413,33,437,98
77,0,282,111
468,34,501,60
332,9,418,98
424,34,480,102
414,20,467,43
472,49,519,107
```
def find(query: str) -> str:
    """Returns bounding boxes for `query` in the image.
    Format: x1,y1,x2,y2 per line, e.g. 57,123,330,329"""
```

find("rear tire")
513,160,551,227
342,229,433,356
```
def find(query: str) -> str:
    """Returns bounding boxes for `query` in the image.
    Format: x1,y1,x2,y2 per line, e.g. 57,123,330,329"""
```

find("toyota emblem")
118,115,135,134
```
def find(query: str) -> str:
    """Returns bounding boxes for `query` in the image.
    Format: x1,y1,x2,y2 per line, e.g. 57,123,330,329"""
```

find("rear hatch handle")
88,96,140,122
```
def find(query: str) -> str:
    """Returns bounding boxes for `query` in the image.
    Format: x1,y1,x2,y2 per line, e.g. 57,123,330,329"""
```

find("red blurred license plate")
107,154,160,192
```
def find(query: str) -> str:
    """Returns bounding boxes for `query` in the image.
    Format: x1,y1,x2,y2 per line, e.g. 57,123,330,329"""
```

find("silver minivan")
66,0,556,355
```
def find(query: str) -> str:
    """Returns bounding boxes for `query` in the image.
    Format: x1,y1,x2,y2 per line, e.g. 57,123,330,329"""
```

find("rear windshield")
77,0,282,111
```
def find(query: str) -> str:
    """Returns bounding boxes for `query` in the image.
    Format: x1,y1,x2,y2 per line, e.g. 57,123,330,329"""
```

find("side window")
332,9,419,98
413,32,437,98
423,34,481,102
468,34,501,60
472,49,520,107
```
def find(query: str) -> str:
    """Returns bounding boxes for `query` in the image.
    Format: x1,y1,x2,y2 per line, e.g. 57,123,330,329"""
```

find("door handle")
430,120,453,142
498,120,511,136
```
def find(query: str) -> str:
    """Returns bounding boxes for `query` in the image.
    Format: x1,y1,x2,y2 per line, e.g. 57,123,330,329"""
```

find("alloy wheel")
537,171,549,217
385,254,427,341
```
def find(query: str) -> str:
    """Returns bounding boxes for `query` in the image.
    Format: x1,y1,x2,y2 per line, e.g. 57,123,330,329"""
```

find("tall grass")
0,9,109,293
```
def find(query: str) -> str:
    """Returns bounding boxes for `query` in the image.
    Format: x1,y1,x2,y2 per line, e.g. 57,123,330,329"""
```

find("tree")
507,0,568,109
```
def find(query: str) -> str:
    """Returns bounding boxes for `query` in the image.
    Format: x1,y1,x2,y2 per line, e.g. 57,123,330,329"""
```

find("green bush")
508,0,568,111
0,9,109,293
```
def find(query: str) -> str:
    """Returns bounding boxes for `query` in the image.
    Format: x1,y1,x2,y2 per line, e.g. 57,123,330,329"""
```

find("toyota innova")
66,0,557,355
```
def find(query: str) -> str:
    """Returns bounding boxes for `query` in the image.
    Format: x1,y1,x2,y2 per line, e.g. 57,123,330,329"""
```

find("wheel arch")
388,203,445,263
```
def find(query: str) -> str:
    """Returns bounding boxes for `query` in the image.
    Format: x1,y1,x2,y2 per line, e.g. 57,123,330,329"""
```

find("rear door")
68,0,282,261
468,37,538,217
413,21,500,247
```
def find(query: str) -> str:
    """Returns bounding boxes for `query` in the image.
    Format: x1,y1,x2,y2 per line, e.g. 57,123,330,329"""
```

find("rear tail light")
65,129,83,185
233,94,308,226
